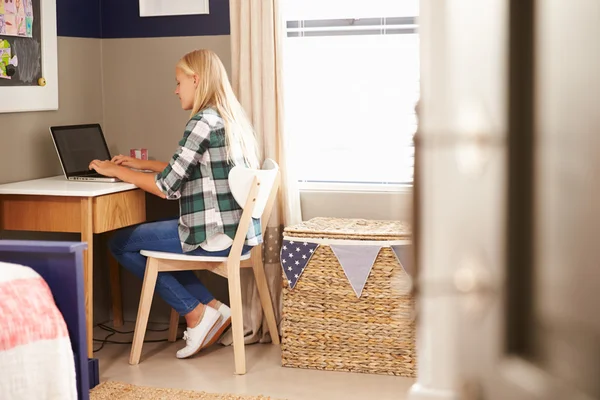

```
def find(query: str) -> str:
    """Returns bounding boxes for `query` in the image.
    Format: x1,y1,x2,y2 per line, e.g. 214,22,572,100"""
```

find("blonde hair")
177,49,260,169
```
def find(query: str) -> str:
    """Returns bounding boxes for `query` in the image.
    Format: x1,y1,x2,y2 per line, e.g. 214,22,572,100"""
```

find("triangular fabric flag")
330,245,382,298
391,244,414,277
280,239,319,289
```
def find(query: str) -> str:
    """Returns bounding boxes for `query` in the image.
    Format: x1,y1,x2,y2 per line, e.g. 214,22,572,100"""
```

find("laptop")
50,123,120,183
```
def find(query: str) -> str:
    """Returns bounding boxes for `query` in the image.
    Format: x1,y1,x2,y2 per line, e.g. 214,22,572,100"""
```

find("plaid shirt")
155,108,262,253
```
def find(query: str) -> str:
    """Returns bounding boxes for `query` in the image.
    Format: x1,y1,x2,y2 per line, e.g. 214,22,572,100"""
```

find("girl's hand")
111,155,145,170
89,160,122,178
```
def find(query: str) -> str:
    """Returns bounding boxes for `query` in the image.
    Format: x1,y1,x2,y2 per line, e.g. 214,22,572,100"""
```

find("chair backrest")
229,159,280,220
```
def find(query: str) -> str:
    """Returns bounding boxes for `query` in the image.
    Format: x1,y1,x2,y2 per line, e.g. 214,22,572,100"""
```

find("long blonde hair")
177,49,260,169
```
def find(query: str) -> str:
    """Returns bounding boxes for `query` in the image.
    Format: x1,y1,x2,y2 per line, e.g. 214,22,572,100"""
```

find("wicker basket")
281,217,416,377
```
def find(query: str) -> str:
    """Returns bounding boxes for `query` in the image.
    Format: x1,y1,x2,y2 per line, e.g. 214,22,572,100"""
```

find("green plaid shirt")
155,108,262,253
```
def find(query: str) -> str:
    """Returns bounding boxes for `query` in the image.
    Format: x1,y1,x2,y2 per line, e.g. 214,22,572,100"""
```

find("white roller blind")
283,0,420,186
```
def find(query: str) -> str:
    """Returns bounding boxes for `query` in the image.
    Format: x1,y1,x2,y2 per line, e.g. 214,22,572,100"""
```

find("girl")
89,49,262,359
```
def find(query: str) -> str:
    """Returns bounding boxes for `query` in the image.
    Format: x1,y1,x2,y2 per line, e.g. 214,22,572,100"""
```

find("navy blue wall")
56,0,230,39
101,0,230,38
56,0,102,38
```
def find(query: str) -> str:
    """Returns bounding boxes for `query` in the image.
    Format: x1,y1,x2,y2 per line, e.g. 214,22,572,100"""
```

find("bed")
0,240,90,400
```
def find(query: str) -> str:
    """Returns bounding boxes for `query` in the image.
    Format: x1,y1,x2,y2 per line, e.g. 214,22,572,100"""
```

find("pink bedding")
0,261,77,399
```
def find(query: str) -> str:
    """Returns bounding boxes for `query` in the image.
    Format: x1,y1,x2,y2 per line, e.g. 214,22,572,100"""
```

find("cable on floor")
92,322,183,353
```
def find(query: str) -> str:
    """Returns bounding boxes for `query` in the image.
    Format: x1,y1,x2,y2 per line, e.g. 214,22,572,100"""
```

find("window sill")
298,181,413,194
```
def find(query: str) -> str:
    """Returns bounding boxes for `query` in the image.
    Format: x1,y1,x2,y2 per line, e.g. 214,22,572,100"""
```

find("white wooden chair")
129,159,281,374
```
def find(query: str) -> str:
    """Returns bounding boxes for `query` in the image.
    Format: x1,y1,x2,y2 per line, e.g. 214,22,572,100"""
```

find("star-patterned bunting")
280,239,319,289
280,239,413,297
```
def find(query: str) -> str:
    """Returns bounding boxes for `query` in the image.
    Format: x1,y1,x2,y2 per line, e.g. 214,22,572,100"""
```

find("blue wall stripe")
101,0,230,39
56,0,229,39
56,0,102,38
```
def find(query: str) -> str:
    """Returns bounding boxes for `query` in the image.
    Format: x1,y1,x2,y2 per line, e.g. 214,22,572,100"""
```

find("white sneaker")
176,306,221,359
202,304,232,349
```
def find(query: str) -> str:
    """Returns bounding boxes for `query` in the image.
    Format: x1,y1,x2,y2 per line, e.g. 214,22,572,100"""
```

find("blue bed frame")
0,240,95,400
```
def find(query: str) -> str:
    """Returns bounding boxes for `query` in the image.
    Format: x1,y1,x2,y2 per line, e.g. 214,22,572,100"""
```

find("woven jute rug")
91,381,280,400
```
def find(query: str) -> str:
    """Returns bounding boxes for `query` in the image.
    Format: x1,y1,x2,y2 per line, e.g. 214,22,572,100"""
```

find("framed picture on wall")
139,0,209,17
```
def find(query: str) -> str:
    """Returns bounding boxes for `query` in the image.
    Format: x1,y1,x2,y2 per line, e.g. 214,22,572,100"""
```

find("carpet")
90,381,281,400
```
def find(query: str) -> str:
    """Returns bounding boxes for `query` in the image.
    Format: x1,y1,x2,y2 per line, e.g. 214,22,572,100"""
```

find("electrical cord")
93,322,182,353
98,323,170,334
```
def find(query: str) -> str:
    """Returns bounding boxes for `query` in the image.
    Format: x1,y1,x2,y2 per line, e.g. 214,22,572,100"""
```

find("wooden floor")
94,323,415,400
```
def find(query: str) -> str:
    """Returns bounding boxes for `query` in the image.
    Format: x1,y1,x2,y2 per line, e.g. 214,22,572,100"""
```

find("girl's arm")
154,119,210,199
112,155,168,173
144,160,169,172
115,168,166,198
88,160,166,198
92,118,210,199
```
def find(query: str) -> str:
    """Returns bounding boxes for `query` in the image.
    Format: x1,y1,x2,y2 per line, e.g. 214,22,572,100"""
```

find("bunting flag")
330,245,382,298
391,244,414,277
280,239,319,289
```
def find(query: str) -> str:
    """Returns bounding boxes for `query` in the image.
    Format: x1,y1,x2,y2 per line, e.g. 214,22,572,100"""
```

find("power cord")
93,322,182,353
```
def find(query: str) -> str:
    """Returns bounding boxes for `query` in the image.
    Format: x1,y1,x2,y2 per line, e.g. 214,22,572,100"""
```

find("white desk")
0,175,138,197
0,175,147,357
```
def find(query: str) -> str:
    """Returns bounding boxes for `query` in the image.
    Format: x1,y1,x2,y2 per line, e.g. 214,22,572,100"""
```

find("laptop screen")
51,124,112,176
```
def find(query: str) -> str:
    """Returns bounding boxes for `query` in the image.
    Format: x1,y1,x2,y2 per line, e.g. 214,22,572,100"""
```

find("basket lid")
284,217,411,241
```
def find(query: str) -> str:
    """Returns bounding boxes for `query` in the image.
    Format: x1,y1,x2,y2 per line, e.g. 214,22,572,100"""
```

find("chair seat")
140,250,252,262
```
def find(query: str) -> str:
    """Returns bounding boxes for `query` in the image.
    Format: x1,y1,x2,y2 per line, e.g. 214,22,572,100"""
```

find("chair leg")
129,258,159,365
168,308,179,342
108,250,124,328
251,246,280,345
227,259,246,375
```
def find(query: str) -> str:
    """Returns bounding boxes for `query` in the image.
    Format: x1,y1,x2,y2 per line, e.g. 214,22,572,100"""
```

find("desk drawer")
1,195,81,233
93,190,146,234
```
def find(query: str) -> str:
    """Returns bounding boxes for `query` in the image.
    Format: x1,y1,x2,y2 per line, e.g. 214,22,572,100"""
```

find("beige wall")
101,36,231,161
0,37,104,184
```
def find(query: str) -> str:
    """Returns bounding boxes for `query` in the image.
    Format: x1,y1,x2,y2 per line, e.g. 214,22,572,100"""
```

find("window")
283,0,420,189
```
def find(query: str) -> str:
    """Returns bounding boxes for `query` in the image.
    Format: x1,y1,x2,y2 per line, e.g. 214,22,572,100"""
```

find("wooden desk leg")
81,198,94,358
108,252,124,328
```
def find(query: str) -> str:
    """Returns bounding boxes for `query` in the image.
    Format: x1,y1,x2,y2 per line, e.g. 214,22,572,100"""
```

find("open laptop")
50,123,120,183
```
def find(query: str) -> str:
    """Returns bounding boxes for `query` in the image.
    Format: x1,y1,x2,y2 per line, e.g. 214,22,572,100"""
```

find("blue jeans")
109,218,251,316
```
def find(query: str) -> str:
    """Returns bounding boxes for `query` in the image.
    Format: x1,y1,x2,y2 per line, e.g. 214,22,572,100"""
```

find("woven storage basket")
281,217,416,377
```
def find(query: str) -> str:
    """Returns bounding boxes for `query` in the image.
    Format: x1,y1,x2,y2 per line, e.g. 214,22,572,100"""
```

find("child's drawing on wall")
0,0,32,37
3,0,15,14
23,0,31,17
